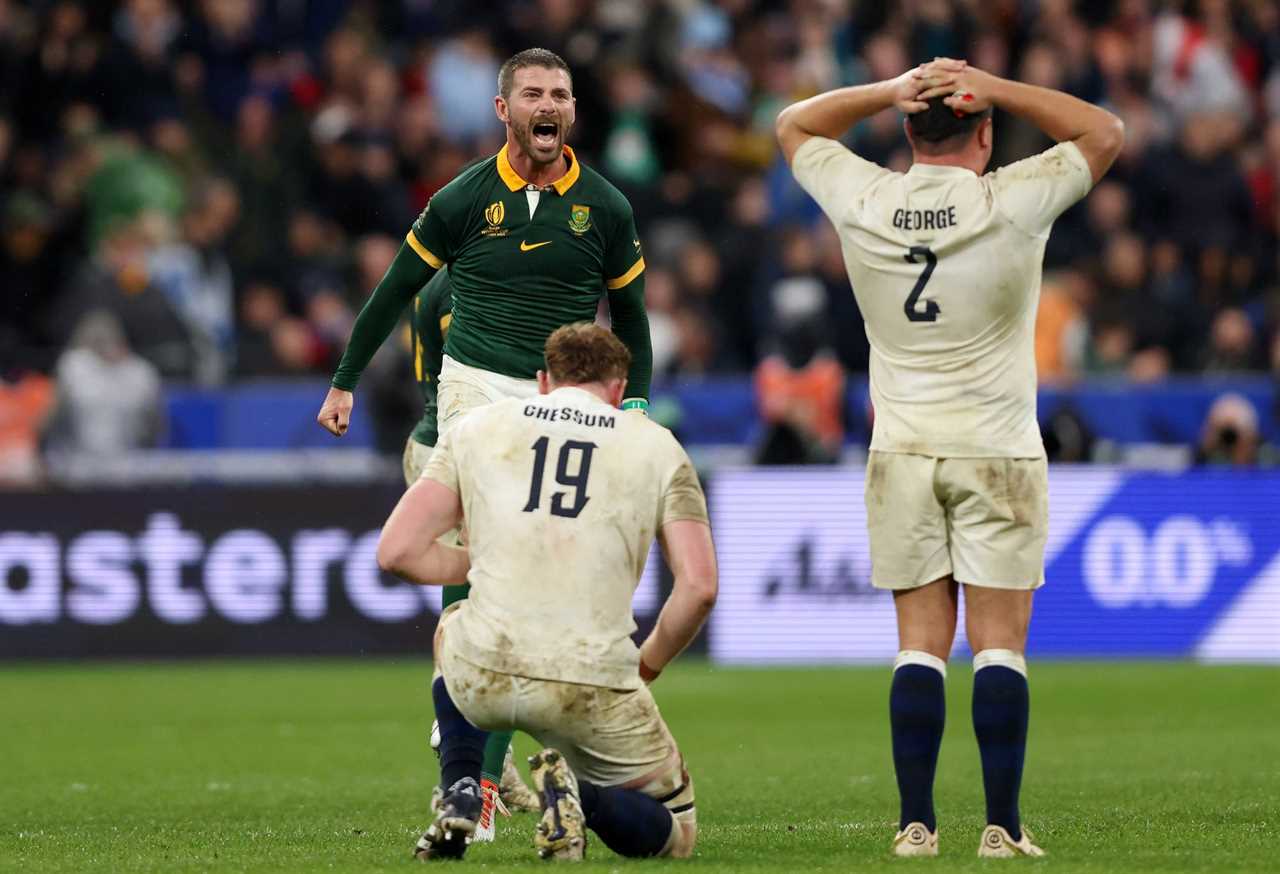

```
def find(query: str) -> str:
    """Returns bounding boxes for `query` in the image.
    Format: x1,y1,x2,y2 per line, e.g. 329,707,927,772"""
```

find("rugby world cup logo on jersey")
568,204,591,234
482,201,508,237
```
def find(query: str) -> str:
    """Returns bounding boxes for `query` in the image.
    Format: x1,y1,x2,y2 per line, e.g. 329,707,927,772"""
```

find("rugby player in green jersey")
316,46,651,439
316,47,653,846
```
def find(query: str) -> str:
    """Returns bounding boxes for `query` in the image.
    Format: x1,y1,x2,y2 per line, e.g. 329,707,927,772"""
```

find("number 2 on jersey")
523,436,595,518
903,246,940,322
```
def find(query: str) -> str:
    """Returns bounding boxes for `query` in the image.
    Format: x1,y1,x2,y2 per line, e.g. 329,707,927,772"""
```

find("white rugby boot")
892,822,939,856
473,777,510,843
978,824,1045,857
528,749,587,861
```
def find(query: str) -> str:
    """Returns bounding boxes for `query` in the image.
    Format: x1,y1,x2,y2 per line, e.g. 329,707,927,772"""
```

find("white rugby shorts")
865,451,1048,590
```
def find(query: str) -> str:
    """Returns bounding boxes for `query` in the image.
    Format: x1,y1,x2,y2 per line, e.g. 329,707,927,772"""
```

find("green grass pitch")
2,660,1275,872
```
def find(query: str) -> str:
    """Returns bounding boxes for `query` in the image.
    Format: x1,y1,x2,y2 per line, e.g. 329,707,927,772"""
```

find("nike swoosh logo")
520,240,552,252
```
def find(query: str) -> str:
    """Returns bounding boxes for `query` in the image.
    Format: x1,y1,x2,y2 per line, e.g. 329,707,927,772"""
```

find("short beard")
513,118,564,166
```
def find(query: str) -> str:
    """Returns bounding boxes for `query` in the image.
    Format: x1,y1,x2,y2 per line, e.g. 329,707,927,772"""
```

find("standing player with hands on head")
778,59,1123,857
377,324,715,862
315,47,652,839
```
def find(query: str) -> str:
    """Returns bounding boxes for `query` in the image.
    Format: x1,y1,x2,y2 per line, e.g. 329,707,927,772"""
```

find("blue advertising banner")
709,468,1280,664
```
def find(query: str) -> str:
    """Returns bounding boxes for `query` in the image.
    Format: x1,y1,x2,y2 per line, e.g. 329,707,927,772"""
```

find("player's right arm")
774,63,953,164
317,198,454,436
918,62,1125,184
775,65,955,222
376,428,469,584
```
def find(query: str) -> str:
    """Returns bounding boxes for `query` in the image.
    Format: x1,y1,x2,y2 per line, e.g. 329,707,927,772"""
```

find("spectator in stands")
1204,308,1263,372
45,309,164,455
426,29,501,145
0,368,54,486
98,0,183,131
1138,113,1253,262
1036,270,1090,385
222,93,303,274
148,177,240,385
1,193,67,374
1196,392,1271,466
643,267,680,377
55,219,194,379
234,279,321,378
754,317,845,466
0,0,1277,467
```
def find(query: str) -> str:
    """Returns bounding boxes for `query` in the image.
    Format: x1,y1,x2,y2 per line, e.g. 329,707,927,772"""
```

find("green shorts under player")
401,270,474,611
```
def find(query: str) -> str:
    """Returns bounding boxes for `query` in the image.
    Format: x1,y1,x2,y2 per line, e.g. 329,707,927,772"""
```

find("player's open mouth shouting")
529,117,561,157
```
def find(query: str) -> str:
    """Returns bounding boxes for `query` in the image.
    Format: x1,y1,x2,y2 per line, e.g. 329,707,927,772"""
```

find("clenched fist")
317,387,354,436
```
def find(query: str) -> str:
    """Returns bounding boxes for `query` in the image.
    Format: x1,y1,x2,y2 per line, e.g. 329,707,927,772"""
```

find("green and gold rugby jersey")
406,145,646,384
409,268,453,447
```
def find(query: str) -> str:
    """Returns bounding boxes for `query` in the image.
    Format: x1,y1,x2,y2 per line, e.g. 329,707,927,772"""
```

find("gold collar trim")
496,144,580,195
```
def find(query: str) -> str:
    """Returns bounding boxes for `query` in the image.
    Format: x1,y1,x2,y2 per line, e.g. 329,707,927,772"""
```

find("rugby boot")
413,777,482,860
978,824,1045,858
529,749,587,861
892,821,939,857
472,777,510,843
499,745,542,813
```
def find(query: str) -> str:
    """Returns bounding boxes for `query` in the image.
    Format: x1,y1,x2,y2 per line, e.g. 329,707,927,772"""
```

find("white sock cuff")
894,650,947,678
973,649,1027,677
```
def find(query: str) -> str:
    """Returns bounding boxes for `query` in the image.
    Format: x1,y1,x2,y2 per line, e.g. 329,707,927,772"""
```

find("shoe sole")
501,747,543,813
529,750,586,861
413,785,479,860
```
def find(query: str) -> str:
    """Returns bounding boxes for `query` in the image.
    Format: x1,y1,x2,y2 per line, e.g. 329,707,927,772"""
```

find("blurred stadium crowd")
2,0,1280,469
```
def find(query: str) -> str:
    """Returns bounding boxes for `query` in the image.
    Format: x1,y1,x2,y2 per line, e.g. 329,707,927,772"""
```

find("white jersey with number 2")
791,136,1093,458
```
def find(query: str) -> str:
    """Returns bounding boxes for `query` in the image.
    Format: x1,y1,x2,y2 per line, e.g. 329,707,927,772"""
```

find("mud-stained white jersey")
791,136,1093,458
422,386,708,690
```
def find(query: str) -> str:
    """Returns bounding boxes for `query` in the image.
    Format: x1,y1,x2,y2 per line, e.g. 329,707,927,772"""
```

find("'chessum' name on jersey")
523,406,617,428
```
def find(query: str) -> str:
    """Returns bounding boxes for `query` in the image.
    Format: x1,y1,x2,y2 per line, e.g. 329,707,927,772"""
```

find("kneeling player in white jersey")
378,323,716,862
778,59,1123,857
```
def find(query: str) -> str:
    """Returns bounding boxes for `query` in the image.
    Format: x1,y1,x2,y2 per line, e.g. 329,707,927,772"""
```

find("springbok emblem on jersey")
568,204,591,234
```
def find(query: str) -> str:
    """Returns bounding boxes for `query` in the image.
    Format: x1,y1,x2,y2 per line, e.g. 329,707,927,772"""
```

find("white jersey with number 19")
791,136,1093,458
421,386,708,691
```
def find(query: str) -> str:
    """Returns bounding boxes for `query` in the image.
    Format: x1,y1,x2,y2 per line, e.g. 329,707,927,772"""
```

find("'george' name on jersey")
892,206,957,231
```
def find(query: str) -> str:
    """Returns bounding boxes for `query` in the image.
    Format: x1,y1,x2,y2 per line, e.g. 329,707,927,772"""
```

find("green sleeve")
331,241,436,391
603,201,652,403
608,273,652,402
409,193,453,269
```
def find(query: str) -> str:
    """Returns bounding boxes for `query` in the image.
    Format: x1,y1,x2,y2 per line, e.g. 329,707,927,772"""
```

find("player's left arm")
604,200,652,412
638,449,716,682
376,432,469,585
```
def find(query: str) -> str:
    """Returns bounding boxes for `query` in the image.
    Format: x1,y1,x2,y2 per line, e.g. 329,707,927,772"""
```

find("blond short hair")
544,323,631,385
